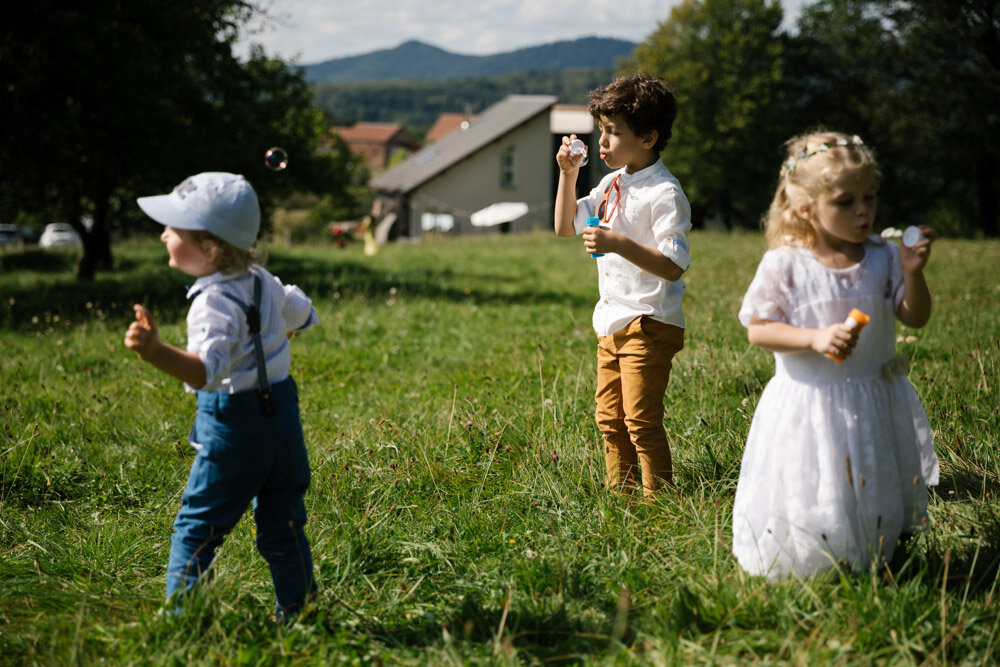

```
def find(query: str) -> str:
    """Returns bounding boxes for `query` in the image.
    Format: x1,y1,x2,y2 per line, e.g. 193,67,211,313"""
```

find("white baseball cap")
137,172,260,250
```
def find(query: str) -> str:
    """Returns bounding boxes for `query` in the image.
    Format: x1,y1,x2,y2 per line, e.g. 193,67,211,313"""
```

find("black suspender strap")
217,275,273,415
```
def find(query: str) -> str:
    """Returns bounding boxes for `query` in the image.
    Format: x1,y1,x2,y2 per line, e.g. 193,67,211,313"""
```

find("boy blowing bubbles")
125,172,318,619
555,73,692,497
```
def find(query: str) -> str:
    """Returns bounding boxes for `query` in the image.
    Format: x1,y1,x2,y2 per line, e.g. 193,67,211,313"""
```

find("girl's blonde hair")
190,230,266,274
763,129,881,249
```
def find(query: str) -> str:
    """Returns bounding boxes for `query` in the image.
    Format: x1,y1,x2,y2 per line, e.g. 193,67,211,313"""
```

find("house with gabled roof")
370,95,605,240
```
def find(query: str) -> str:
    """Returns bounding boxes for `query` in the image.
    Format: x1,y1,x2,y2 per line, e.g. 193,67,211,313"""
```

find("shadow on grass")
265,254,591,309
891,500,1000,597
338,591,629,662
933,465,1000,503
1,252,591,331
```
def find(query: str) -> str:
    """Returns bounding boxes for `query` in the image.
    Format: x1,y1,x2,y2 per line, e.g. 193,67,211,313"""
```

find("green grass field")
1,231,998,665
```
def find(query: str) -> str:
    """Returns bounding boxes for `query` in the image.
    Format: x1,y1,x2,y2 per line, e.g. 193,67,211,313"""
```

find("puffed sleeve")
738,249,794,328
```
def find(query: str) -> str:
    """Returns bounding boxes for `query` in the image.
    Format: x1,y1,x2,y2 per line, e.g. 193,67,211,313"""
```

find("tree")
0,1,357,279
787,0,999,237
878,0,1000,237
784,1,907,221
628,0,788,228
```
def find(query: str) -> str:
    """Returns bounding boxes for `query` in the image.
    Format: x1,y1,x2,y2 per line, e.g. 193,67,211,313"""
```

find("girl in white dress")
732,131,939,580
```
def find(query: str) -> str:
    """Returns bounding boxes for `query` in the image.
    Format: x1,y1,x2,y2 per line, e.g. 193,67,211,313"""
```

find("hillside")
304,36,637,84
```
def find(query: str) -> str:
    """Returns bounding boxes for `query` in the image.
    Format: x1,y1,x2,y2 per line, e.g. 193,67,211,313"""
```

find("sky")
237,0,810,65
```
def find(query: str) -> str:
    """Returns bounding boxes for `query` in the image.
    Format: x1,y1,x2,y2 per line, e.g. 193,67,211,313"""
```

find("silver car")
39,223,81,248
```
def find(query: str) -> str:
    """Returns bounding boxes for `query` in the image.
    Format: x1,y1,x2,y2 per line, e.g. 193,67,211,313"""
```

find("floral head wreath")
781,134,865,175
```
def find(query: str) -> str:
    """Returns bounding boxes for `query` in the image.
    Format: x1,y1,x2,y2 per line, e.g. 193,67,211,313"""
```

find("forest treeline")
313,69,617,135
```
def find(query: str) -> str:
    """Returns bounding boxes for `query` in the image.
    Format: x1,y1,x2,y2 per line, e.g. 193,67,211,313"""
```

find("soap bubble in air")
264,147,288,171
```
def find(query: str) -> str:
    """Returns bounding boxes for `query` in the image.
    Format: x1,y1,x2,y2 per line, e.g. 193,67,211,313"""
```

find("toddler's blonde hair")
190,229,266,274
764,129,881,249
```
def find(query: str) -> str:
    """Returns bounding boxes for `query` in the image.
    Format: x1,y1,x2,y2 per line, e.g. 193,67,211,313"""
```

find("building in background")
370,96,603,241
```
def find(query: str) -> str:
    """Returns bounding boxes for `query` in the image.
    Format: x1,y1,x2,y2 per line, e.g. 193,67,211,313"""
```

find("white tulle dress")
732,239,939,580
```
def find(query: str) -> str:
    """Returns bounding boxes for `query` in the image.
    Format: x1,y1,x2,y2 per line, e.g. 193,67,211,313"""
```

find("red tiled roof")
426,113,476,143
335,122,405,142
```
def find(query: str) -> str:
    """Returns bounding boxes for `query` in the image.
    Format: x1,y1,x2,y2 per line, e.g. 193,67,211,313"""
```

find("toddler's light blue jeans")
166,377,315,617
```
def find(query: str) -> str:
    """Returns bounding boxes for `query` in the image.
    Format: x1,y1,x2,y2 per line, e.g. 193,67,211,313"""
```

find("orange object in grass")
828,308,870,363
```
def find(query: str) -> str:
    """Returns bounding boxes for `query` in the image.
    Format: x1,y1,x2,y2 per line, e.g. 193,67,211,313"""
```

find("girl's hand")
583,224,621,255
900,225,935,275
556,134,585,173
124,304,163,362
812,322,860,361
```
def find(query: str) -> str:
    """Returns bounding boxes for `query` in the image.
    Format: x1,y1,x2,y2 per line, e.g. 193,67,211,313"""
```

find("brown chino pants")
595,316,684,496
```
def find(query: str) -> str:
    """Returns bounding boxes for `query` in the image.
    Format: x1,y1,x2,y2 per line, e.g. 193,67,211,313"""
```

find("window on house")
421,211,454,232
500,147,516,188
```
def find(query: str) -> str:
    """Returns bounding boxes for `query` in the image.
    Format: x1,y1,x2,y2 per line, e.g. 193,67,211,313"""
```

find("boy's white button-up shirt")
573,160,692,337
184,264,318,393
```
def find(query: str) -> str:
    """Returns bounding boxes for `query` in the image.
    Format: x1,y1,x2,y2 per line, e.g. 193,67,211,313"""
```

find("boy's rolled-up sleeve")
281,282,318,333
187,292,240,391
651,186,692,273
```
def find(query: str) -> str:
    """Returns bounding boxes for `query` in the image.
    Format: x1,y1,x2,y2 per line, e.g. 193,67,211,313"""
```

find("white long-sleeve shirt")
573,160,692,336
184,265,317,393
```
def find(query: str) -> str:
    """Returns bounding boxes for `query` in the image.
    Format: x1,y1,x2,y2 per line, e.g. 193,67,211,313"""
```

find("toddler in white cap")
125,172,318,620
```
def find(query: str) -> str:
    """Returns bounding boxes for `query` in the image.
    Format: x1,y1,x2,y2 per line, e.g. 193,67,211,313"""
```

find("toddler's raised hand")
124,304,162,361
813,322,859,362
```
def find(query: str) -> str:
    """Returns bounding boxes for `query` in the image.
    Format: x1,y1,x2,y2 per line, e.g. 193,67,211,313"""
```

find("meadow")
1,230,998,665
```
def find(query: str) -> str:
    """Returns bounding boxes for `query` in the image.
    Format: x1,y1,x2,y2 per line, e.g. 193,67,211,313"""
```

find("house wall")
405,113,554,238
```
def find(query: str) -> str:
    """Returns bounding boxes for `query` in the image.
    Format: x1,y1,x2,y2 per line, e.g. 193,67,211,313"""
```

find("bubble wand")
828,308,870,363
583,201,603,258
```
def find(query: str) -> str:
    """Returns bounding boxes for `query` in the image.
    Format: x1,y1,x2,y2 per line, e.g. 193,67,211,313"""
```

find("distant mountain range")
303,37,638,84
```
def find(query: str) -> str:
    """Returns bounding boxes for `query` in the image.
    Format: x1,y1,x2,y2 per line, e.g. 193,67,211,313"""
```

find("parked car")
39,223,81,248
0,224,24,249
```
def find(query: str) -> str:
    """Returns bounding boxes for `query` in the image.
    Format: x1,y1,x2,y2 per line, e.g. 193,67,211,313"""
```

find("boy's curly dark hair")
587,73,677,153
